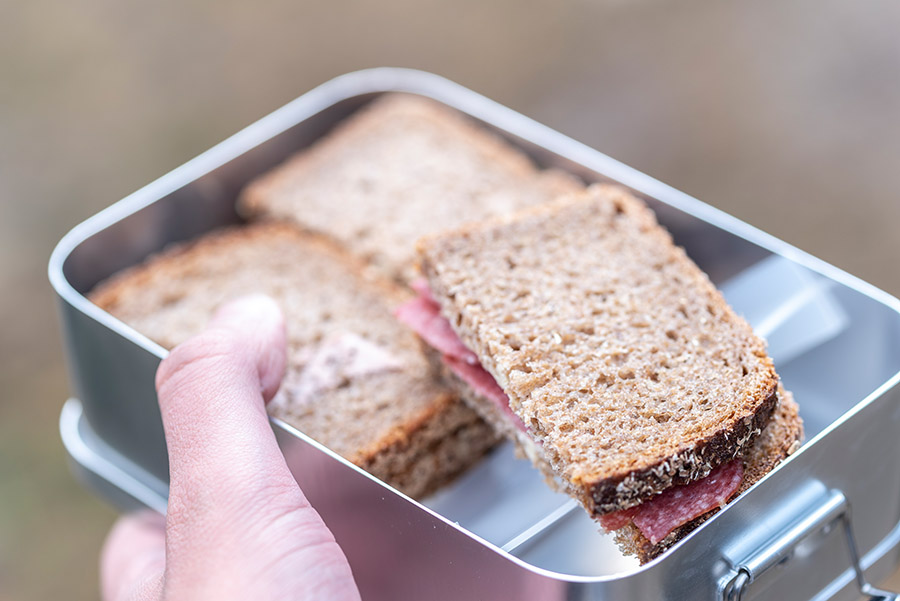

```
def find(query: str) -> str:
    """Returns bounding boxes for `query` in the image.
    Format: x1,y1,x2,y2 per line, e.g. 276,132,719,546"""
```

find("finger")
155,294,292,498
154,294,358,599
207,294,287,404
154,296,313,545
100,511,165,601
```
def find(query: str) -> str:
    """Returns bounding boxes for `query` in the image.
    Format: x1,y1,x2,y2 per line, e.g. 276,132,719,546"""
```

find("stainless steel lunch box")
51,68,900,601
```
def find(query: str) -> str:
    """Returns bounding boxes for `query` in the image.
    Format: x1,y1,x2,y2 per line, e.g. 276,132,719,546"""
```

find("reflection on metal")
59,399,167,514
501,500,580,554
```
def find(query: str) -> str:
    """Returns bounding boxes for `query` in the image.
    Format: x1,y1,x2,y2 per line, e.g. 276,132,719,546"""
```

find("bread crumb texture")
239,93,582,282
420,184,780,512
90,222,497,497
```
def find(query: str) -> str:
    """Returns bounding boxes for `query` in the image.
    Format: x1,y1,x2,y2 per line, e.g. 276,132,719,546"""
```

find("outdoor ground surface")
2,1,899,599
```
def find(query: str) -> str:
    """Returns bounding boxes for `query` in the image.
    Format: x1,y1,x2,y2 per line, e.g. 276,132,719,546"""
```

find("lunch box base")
52,68,900,600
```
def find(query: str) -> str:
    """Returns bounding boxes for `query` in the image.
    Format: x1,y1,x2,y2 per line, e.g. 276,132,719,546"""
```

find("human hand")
100,295,361,601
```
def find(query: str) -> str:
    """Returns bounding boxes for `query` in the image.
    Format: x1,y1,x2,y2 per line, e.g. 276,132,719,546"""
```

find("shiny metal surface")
51,68,900,600
60,398,167,515
719,491,899,601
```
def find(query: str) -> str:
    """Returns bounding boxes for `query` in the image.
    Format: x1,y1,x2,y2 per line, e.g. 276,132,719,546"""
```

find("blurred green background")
2,1,899,599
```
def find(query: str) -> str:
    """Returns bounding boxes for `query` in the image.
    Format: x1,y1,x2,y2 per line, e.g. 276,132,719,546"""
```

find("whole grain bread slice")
238,93,583,283
417,184,781,514
90,222,498,498
613,385,803,563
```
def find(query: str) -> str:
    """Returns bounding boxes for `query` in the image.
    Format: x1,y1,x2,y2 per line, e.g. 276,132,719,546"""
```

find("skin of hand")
100,295,362,601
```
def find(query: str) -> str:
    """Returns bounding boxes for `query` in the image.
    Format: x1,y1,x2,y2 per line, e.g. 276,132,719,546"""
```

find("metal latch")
720,490,898,601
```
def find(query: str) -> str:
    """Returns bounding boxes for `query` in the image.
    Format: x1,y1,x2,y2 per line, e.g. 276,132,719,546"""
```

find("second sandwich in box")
89,222,499,498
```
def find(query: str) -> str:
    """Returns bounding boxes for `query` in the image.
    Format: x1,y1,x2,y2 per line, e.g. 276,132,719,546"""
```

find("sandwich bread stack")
90,222,498,498
90,93,801,562
399,184,803,561
91,94,583,499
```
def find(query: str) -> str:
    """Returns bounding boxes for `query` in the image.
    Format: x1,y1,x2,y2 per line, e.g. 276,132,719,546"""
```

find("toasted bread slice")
239,93,583,282
90,222,498,498
417,184,781,514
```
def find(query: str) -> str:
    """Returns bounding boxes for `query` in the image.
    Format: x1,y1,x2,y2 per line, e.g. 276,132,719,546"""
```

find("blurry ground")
1,1,899,599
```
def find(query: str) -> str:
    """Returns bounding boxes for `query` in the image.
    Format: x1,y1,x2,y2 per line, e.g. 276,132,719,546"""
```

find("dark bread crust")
614,386,803,563
441,352,778,514
90,222,412,315
587,384,778,514
431,344,778,513
356,390,500,498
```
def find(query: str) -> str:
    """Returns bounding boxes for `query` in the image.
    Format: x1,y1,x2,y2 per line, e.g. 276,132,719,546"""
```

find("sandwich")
397,184,803,561
89,222,499,498
239,93,583,283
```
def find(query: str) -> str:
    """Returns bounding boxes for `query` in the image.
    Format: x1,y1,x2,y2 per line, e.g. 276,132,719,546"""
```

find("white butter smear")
289,332,404,405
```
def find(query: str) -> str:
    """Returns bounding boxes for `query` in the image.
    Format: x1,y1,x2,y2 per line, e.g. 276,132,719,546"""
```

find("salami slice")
443,355,526,432
397,284,527,432
636,460,743,544
395,295,479,364
409,278,437,302
600,460,743,544
599,507,637,531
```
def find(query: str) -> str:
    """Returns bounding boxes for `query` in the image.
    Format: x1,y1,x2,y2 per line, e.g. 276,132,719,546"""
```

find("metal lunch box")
51,68,900,601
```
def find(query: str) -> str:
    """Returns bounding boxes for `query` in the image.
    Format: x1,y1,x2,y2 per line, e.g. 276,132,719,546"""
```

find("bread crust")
90,222,411,316
355,389,499,498
586,383,777,514
614,385,803,562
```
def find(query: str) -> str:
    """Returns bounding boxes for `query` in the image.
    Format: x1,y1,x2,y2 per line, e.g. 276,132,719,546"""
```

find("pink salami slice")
600,460,743,544
409,278,437,303
599,507,638,531
634,459,743,544
396,283,527,432
395,296,479,364
443,356,526,432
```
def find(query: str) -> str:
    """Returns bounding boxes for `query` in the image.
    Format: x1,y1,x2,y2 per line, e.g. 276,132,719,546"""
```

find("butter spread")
289,332,403,404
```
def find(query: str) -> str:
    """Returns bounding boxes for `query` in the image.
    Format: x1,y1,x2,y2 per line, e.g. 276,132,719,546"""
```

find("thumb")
154,294,292,514
154,295,357,598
